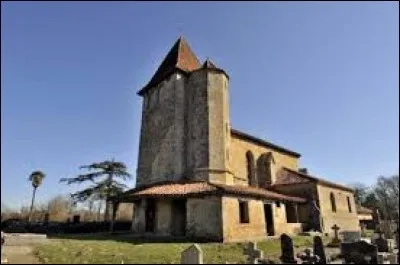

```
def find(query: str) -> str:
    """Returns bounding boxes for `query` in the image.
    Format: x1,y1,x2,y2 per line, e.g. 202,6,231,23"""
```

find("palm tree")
28,170,46,222
60,159,132,221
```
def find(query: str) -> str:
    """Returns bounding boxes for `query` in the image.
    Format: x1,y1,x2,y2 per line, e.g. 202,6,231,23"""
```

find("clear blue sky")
1,2,398,210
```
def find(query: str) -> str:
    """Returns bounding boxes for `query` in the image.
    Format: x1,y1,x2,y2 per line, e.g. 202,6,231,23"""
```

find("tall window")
246,151,256,186
239,200,250,223
330,192,337,213
347,196,352,213
257,153,272,188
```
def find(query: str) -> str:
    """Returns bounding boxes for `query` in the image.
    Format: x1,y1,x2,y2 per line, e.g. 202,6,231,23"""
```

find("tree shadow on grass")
46,232,220,245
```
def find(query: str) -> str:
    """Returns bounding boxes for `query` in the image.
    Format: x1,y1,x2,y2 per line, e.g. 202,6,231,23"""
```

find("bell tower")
186,59,233,184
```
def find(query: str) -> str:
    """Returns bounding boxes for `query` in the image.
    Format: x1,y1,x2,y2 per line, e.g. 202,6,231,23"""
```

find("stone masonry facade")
112,37,361,242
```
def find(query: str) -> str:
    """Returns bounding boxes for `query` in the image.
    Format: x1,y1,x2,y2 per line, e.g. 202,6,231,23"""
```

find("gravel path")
1,234,49,264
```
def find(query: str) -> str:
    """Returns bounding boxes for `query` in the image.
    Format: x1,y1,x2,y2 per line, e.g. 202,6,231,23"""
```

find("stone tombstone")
375,237,389,253
388,253,398,264
340,240,378,264
341,231,361,243
181,244,203,264
313,236,326,264
297,248,320,264
377,253,390,264
243,242,264,264
387,239,395,252
280,234,297,264
331,225,340,239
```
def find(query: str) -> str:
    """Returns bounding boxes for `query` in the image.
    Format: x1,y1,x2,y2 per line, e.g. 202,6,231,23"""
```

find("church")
110,37,360,242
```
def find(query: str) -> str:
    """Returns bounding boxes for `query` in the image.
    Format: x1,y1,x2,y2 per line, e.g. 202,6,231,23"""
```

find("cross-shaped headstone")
332,225,340,240
243,242,263,264
181,244,203,264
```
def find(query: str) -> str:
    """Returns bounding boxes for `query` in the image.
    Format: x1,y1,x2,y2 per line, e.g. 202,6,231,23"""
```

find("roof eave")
231,129,301,158
137,68,190,96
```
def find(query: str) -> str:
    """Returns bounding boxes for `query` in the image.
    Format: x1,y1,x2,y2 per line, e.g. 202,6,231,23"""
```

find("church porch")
109,181,306,242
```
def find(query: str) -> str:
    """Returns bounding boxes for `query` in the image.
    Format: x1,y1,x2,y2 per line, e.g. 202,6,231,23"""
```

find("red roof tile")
113,181,306,203
274,167,354,193
137,37,201,96
274,168,312,185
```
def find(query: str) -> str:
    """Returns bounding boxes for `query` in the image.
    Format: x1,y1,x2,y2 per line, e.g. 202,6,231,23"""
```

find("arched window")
330,192,337,213
257,153,273,188
347,196,352,213
246,151,256,187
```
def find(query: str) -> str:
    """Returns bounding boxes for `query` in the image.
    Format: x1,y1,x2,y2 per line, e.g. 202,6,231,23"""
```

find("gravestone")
297,248,320,264
360,237,372,244
387,239,395,252
243,242,264,264
377,253,386,264
340,240,378,264
375,237,389,253
332,225,340,240
388,253,398,264
327,225,341,247
280,234,297,264
181,244,203,264
341,231,361,243
313,236,326,264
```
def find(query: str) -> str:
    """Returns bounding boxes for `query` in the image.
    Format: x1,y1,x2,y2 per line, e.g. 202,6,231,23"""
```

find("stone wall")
156,200,172,235
186,69,232,184
186,196,222,241
221,197,267,242
229,136,299,186
317,184,360,235
136,73,186,187
131,200,146,233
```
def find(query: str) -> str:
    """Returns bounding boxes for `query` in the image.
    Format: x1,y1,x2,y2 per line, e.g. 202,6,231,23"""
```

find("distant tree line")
1,159,133,223
351,174,399,221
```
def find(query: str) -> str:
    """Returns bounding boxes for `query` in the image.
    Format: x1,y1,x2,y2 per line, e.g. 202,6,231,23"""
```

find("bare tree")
374,175,399,221
47,195,71,222
350,182,370,205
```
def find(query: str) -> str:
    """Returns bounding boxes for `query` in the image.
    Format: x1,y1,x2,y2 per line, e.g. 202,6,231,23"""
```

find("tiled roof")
274,168,312,185
230,129,301,158
274,167,354,193
356,205,373,214
202,59,217,69
112,181,306,203
137,37,201,96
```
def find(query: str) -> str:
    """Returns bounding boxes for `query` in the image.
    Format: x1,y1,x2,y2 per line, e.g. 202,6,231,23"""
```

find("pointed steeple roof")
202,58,217,69
138,37,201,96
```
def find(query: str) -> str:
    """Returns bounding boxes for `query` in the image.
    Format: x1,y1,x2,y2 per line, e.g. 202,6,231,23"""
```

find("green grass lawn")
34,235,330,264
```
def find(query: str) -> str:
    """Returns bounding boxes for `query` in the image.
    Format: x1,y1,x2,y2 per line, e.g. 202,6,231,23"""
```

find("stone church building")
111,37,360,242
